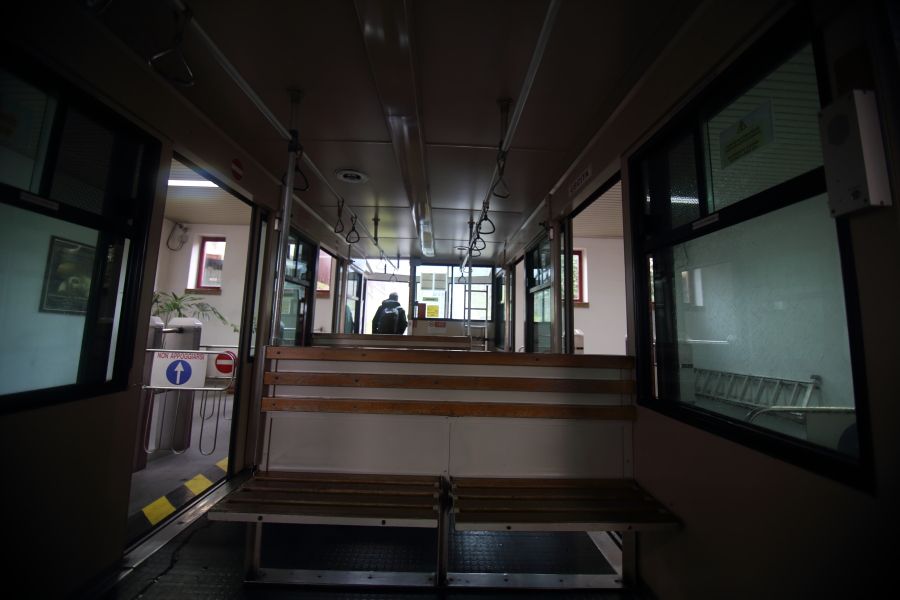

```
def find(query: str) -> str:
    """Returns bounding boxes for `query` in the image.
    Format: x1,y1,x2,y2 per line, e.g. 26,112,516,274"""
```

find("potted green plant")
152,291,239,332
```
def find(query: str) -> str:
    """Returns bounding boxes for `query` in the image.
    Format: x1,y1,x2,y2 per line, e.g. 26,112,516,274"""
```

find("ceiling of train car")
95,0,700,263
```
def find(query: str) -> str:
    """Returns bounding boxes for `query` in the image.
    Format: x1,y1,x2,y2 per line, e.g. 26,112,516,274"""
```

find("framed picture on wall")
40,236,95,315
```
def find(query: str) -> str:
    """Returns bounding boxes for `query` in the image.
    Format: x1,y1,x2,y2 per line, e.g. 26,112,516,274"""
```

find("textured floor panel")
450,530,614,574
105,518,634,599
262,524,437,572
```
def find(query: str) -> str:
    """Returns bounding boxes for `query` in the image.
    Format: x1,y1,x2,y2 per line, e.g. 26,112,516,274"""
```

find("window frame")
0,45,159,414
627,7,874,490
572,248,585,304
195,236,227,290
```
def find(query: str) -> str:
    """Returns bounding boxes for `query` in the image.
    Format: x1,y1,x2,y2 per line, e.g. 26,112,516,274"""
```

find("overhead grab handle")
148,7,196,87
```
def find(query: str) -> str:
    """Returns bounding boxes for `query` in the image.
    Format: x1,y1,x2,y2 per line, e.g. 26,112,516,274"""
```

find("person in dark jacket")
371,292,408,334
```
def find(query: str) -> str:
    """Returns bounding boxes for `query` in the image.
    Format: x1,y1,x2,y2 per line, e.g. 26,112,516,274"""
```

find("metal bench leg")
622,531,637,587
245,522,262,581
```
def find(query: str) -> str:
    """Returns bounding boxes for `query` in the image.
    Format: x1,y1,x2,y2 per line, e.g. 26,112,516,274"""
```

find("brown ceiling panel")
186,0,390,142
430,208,521,242
300,141,409,208
346,205,418,241
433,239,504,262
415,0,549,147
427,146,566,214
511,0,702,152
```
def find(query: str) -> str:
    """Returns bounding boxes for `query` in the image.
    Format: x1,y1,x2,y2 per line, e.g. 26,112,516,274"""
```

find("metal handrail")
747,406,855,424
142,349,237,455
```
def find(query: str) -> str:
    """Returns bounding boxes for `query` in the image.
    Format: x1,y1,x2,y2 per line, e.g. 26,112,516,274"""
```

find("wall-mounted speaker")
819,90,892,217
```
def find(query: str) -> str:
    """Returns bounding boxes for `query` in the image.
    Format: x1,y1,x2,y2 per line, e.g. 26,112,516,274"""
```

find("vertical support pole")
245,521,263,581
268,131,299,346
467,264,473,340
435,478,450,587
550,220,562,354
621,531,637,587
338,256,350,333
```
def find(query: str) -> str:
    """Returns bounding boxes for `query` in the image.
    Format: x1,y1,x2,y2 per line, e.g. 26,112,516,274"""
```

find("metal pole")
170,0,397,267
461,0,560,271
467,264,473,339
550,221,561,354
269,136,298,345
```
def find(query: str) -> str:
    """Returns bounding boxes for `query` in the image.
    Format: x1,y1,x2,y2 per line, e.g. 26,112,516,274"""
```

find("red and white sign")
230,158,244,181
214,351,236,375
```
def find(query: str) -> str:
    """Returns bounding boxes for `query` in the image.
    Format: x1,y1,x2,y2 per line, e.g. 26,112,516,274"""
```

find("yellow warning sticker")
143,496,176,526
184,474,214,496
216,457,228,472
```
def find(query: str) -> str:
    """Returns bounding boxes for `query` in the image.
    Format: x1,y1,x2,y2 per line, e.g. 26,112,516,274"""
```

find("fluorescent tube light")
168,179,217,187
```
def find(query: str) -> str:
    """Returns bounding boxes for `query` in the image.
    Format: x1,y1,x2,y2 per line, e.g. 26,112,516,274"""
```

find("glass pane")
278,282,307,345
249,219,266,358
450,267,492,320
416,265,450,319
528,239,551,288
200,239,225,287
50,108,115,214
285,233,313,282
531,287,552,353
347,271,361,299
0,202,106,395
650,194,857,456
0,68,55,192
344,298,358,333
705,45,823,210
644,134,701,230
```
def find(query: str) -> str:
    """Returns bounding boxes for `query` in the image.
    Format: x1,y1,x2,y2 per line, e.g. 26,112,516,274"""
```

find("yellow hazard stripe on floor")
216,457,228,472
143,496,177,526
185,474,214,496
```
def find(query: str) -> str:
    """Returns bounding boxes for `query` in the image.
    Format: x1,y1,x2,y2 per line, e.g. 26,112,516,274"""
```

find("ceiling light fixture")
334,169,369,184
168,179,217,187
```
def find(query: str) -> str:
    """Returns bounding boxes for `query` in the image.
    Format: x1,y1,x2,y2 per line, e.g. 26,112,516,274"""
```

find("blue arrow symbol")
165,360,192,386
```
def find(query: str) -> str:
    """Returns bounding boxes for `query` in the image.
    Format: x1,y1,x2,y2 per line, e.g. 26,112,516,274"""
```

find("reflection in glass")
650,194,857,456
705,45,823,211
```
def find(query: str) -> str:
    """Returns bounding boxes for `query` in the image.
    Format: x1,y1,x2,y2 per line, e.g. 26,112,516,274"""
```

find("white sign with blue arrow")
149,351,208,389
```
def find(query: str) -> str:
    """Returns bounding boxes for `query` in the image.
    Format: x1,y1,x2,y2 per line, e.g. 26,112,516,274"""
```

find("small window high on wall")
196,237,226,289
629,11,870,487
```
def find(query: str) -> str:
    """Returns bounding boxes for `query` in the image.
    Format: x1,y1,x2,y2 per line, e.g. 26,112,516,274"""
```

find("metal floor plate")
104,518,634,599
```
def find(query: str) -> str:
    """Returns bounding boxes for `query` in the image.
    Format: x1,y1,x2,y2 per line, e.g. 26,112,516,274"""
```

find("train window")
631,16,869,486
414,265,493,321
704,45,823,212
195,237,226,289
0,57,157,411
0,68,55,193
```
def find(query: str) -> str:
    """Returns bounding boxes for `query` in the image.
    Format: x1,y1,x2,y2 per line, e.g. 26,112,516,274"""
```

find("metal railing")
141,349,237,456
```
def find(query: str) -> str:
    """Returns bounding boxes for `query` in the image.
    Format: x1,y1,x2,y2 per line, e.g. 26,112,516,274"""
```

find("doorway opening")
127,156,254,543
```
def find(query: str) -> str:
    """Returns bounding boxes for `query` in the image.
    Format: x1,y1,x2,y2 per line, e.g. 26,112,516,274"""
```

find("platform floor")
103,517,640,599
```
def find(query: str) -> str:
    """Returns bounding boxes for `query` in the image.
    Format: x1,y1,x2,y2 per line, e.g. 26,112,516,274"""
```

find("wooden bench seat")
451,477,680,532
220,345,675,589
312,333,471,350
210,471,442,527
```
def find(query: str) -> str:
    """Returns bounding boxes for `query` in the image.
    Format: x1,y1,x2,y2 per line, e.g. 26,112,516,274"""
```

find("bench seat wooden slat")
266,372,633,394
451,477,641,489
208,472,443,527
267,346,635,370
212,501,438,522
451,477,680,532
242,481,439,496
227,491,437,509
252,471,440,486
262,397,635,420
454,498,664,512
451,488,650,501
